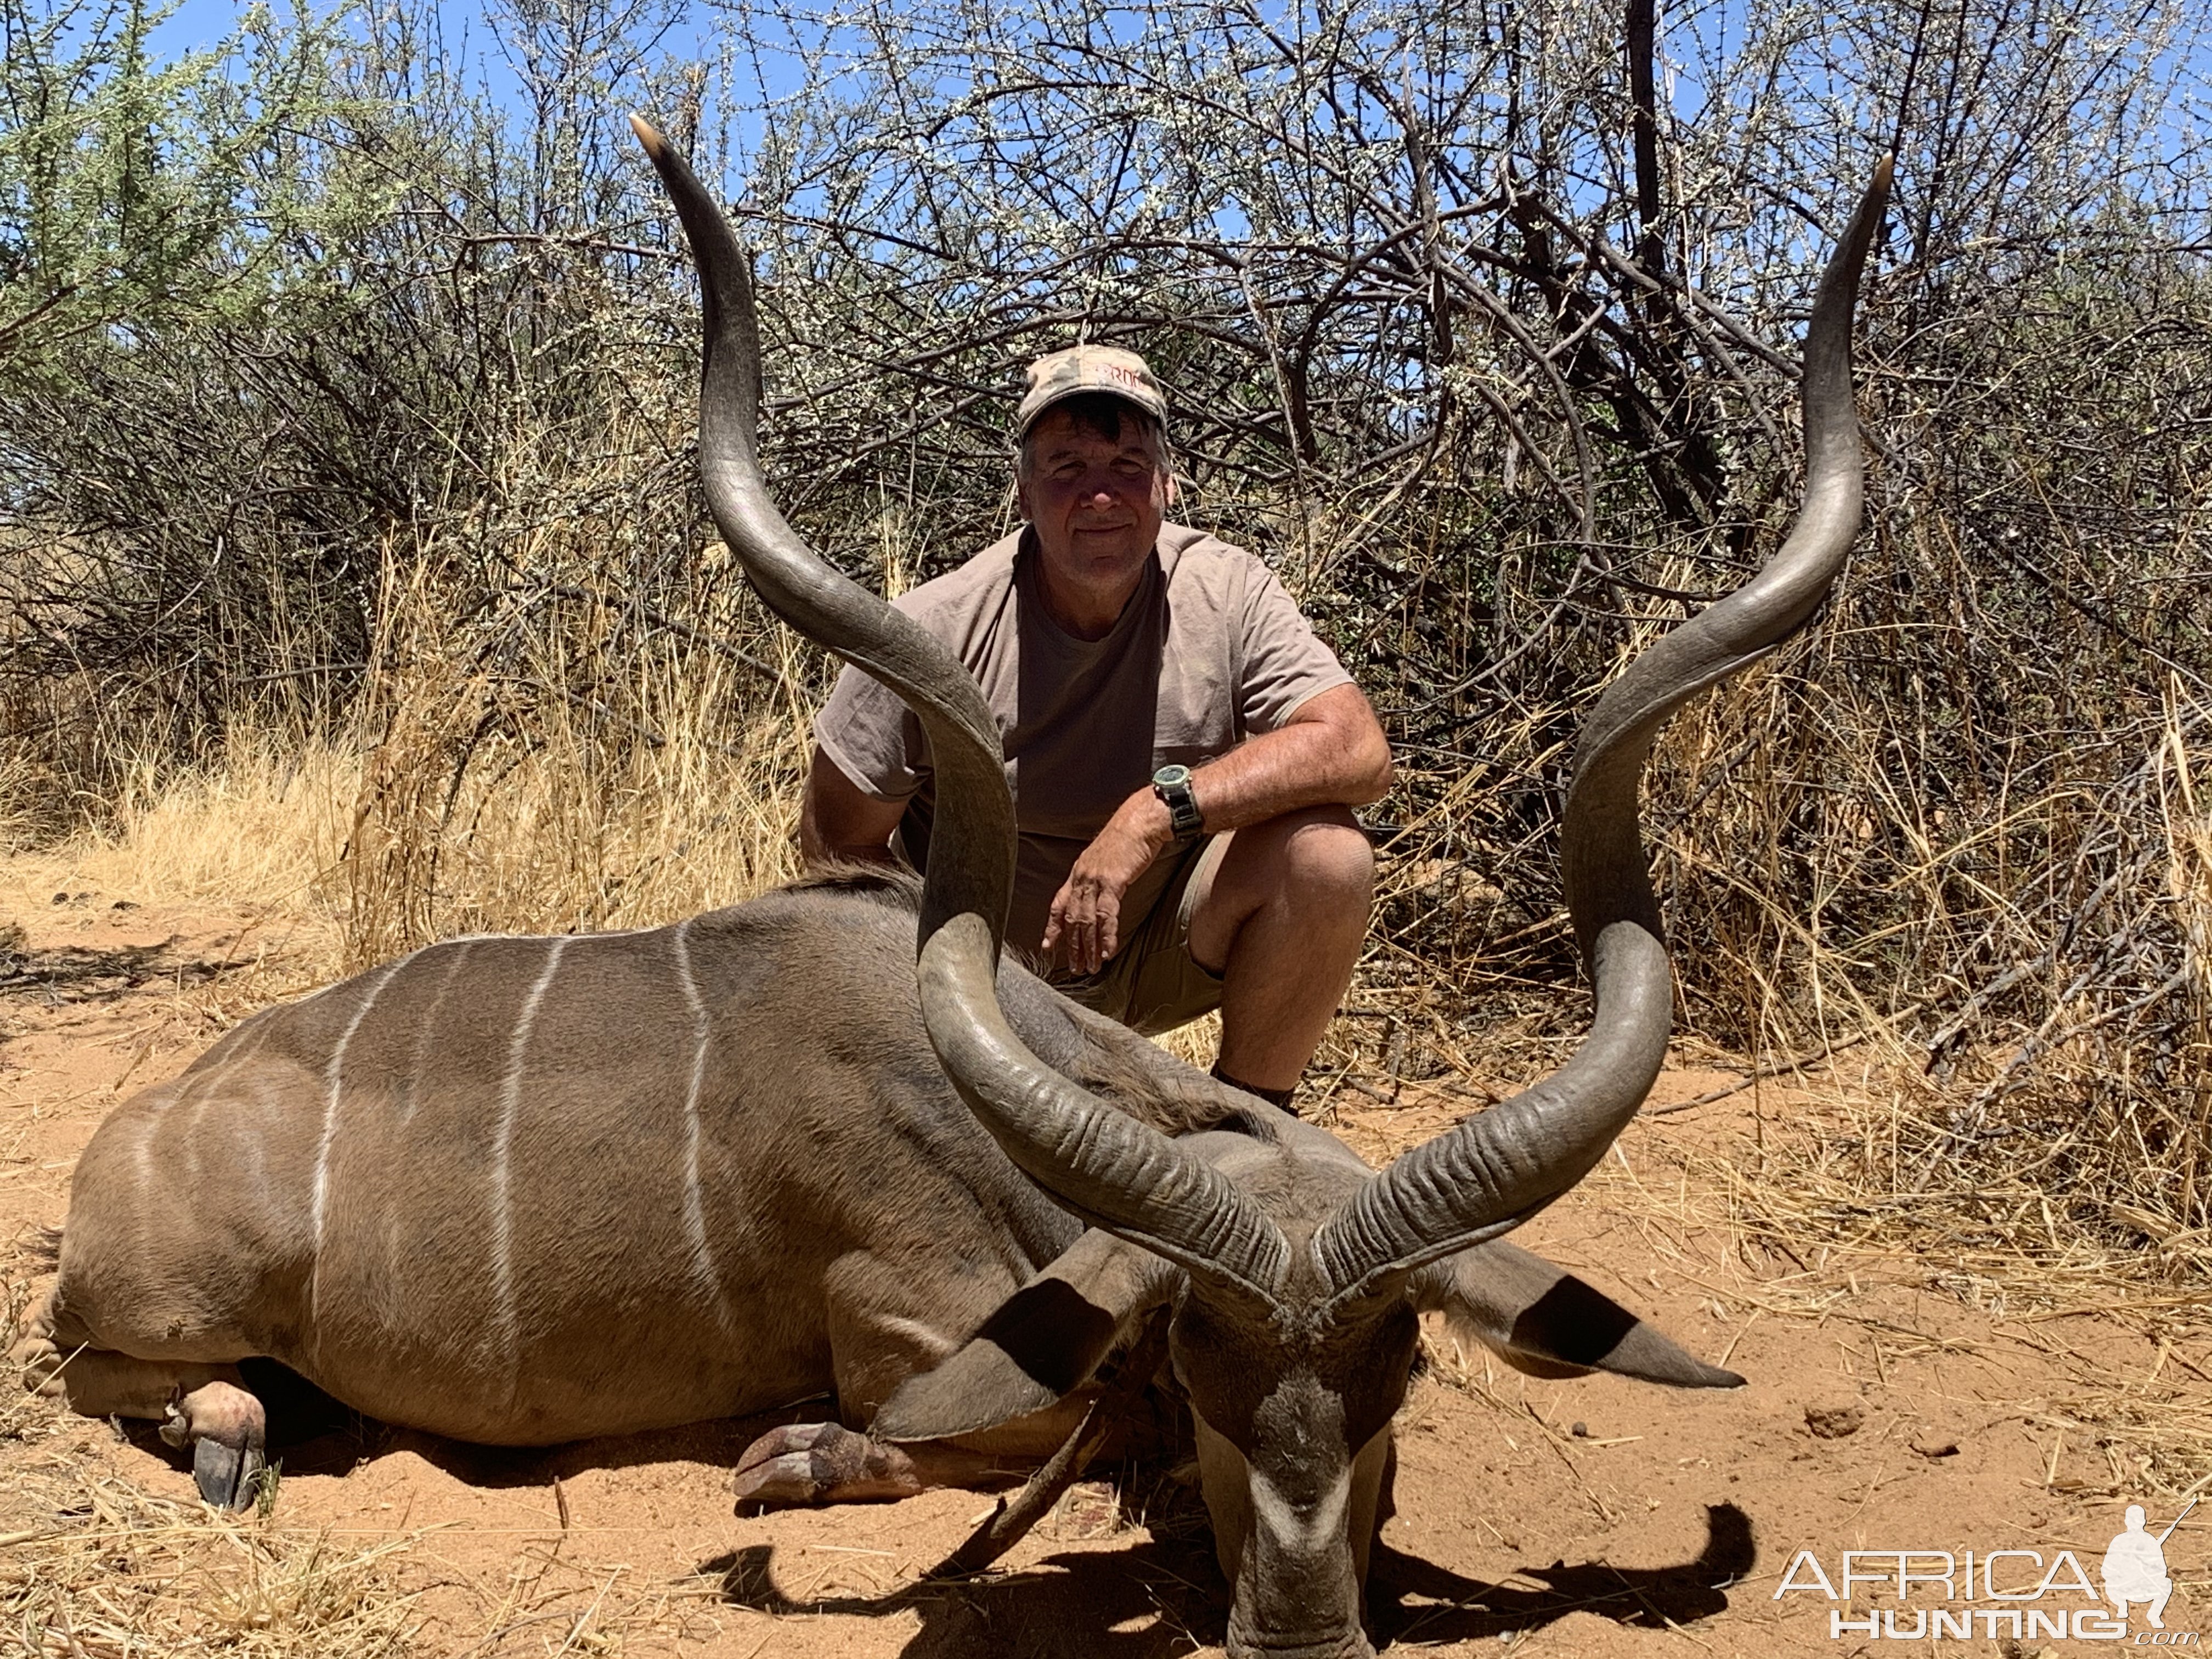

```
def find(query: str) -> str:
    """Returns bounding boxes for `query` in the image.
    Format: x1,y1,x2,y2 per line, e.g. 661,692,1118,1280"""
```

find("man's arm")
1170,682,1393,833
799,745,910,868
1042,683,1392,972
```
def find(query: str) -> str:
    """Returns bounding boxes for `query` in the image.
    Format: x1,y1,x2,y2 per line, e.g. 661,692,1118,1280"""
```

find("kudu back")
14,113,1889,1659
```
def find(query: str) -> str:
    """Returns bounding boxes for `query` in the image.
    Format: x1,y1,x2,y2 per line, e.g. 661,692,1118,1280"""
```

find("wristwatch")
1152,764,1204,842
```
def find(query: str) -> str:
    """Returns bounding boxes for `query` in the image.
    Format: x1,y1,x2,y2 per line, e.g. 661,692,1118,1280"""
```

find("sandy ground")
4,882,2207,1657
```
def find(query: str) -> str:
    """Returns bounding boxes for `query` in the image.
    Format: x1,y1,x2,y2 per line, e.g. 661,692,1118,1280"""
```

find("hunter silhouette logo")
2103,1502,2191,1629
1776,1499,2197,1642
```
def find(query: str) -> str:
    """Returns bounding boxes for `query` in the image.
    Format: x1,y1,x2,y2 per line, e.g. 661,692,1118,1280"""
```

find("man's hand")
1043,788,1175,975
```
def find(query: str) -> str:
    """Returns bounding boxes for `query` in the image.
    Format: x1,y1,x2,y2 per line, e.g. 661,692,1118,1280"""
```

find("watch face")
1154,764,1192,787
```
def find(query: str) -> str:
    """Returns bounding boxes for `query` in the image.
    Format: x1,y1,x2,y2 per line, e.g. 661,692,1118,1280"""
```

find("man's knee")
1194,806,1375,969
1267,805,1374,910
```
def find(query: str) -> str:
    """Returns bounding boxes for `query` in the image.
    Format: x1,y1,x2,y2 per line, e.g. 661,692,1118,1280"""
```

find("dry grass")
0,1272,427,1659
0,1374,751,1659
0,573,820,991
1156,1010,1221,1073
0,1244,729,1659
332,567,814,972
0,1472,426,1658
12,737,361,919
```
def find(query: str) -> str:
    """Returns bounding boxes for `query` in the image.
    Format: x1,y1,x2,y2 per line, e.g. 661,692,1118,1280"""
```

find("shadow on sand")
125,1363,1753,1657
0,936,232,1008
696,1500,1756,1657
120,1359,834,1493
167,1362,1181,1494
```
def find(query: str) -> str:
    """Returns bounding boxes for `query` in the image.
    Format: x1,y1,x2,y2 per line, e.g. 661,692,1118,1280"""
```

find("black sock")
1211,1062,1299,1114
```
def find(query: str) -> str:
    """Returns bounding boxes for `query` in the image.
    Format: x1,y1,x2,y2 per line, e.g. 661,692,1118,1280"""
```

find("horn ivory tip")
629,113,667,159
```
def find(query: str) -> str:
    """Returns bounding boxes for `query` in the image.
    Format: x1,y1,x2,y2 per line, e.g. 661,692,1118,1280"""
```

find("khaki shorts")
1053,834,1229,1035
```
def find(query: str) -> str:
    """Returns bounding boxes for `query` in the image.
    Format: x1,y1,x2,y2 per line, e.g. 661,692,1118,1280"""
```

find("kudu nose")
1227,1632,1375,1659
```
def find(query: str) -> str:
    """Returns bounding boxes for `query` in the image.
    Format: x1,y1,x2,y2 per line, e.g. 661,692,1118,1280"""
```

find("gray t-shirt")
814,522,1353,956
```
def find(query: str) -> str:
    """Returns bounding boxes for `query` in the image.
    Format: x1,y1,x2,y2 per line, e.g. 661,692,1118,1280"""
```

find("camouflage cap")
1014,344,1169,437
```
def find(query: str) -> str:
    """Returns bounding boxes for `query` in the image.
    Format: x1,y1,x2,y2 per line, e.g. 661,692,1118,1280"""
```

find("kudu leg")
731,1370,1183,1510
733,1420,940,1506
731,1407,1101,1509
14,1290,267,1510
160,1379,268,1510
731,1250,1103,1506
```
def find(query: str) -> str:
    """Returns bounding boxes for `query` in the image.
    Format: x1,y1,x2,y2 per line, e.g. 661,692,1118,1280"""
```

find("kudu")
12,109,1888,1658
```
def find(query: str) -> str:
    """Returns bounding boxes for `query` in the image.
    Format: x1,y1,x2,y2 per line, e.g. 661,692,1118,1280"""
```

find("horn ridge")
1315,160,1894,1300
634,116,1291,1294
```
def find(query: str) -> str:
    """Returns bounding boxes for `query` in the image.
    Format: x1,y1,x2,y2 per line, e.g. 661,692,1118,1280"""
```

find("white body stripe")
398,940,473,1127
875,1314,957,1361
671,919,735,1328
142,1014,279,1197
489,936,568,1368
309,960,402,1342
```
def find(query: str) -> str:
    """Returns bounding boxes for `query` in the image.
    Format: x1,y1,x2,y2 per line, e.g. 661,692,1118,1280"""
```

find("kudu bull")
14,113,1888,1657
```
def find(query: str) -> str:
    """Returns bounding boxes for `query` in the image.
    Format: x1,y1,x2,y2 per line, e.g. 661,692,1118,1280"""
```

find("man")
2101,1505,2175,1628
802,345,1392,1110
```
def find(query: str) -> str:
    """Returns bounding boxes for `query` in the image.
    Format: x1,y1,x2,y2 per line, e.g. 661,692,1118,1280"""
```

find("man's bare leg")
1187,804,1374,1096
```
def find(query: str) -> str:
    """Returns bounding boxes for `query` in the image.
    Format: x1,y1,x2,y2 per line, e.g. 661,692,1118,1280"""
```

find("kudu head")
634,115,1889,1659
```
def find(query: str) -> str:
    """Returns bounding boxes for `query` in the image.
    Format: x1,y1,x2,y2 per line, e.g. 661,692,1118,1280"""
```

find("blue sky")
147,0,797,170
145,0,2211,222
150,1,711,105
142,0,1850,132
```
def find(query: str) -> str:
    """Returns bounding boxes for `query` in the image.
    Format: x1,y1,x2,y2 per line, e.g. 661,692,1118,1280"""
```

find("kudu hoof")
161,1380,268,1511
733,1421,922,1508
8,1332,66,1399
190,1436,268,1510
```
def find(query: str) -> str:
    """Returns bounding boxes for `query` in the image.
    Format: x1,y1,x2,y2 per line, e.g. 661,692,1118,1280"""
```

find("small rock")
1910,1438,1960,1458
111,900,139,911
1804,1404,1865,1440
1571,1421,1590,1438
53,891,69,905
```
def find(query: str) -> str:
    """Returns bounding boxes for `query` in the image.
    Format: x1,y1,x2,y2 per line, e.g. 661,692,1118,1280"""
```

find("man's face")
1015,405,1173,622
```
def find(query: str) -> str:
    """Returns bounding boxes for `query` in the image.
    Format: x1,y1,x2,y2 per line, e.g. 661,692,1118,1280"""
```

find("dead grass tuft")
0,1475,426,1658
331,563,813,970
69,737,362,916
0,1287,425,1658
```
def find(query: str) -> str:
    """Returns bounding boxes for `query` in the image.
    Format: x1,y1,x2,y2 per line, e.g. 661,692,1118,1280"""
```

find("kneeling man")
802,345,1392,1110
2101,1505,2174,1628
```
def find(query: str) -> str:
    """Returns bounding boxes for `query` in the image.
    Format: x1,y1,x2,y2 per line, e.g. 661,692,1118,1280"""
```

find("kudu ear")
1415,1239,1743,1389
872,1230,1177,1443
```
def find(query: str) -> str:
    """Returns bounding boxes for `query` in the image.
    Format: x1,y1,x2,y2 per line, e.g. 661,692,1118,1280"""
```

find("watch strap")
1153,769,1203,840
